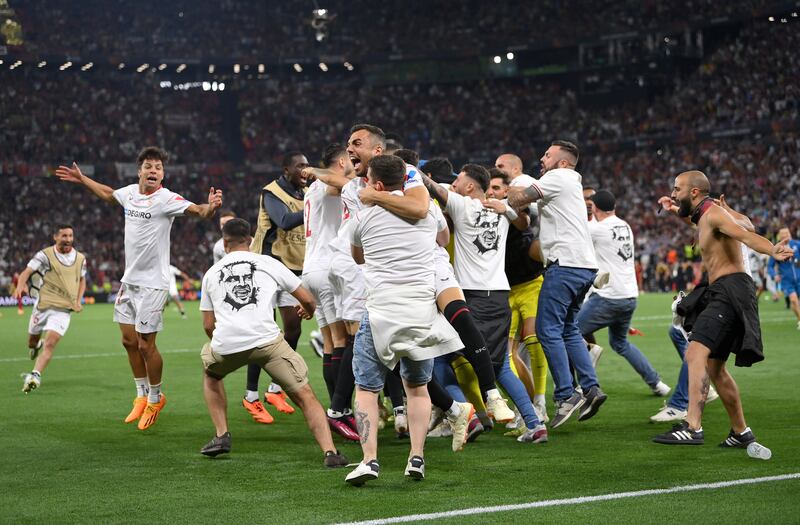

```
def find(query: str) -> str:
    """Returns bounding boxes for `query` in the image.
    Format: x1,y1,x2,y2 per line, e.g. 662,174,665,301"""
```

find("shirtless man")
652,170,793,446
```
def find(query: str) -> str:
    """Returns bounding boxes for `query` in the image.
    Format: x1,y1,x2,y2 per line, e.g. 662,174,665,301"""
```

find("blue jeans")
667,326,689,411
494,353,540,429
433,356,468,403
536,264,599,401
352,311,434,392
576,294,660,387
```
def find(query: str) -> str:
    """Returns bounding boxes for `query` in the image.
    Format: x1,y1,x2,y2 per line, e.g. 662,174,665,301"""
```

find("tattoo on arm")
421,174,448,204
354,400,370,445
698,369,711,416
523,184,542,203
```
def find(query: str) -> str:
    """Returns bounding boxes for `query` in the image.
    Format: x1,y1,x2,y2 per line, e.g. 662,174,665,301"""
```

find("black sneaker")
578,386,607,421
652,422,704,445
324,450,349,468
345,459,380,486
550,391,585,428
719,427,756,448
201,432,232,457
404,455,425,480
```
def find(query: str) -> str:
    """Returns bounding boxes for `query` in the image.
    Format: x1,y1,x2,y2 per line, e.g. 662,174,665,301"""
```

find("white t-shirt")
28,248,87,277
445,192,510,291
303,179,342,274
200,251,302,355
525,168,598,269
510,174,539,217
588,215,639,299
212,238,226,264
112,184,193,290
430,202,450,261
350,193,437,292
741,244,753,278
168,264,182,292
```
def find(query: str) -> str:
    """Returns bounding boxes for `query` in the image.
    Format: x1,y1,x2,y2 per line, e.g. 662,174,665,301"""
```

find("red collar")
690,197,714,225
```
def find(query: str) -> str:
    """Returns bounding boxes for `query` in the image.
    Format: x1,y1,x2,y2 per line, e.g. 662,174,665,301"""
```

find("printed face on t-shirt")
220,261,258,310
611,224,633,261
473,208,501,254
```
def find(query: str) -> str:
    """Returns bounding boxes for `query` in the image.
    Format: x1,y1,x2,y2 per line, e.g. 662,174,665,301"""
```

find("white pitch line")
0,347,196,363
334,473,800,525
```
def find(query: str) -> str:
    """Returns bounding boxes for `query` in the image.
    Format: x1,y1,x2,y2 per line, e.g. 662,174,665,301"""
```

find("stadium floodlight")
781,17,787,23
319,62,328,72
80,62,93,71
293,63,303,72
314,8,327,17
60,61,72,70
208,64,215,74
137,63,149,72
10,60,21,69
176,64,186,73
344,61,354,71
202,81,211,91
158,63,167,70
0,59,3,65
506,52,514,60
118,63,125,69
493,56,502,64
212,81,218,91
768,16,775,21
258,64,265,73
38,61,46,67
219,82,225,91
234,64,241,74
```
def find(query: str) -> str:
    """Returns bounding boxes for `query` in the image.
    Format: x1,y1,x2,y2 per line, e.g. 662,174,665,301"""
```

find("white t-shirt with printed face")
303,179,342,274
445,192,510,291
200,251,302,355
349,194,437,292
527,168,598,270
113,184,193,290
588,215,639,299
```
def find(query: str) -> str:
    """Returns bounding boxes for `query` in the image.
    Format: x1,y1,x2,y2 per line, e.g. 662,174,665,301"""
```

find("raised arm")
359,185,429,220
185,187,223,219
302,167,350,192
710,207,793,260
420,173,450,206
55,163,116,204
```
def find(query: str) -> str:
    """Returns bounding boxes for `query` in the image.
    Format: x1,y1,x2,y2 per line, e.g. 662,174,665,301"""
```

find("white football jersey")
303,179,342,274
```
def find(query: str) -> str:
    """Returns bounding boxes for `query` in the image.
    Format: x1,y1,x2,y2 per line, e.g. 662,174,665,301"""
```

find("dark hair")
551,140,580,164
420,158,454,184
282,151,306,168
219,209,236,219
137,146,168,167
321,143,347,168
488,168,509,186
54,223,73,233
350,124,386,147
368,155,406,189
222,218,251,243
393,149,419,167
385,132,403,145
460,164,490,192
590,190,616,212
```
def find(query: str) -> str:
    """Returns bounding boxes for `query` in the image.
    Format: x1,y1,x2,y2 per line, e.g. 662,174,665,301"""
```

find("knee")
121,336,137,351
137,340,156,356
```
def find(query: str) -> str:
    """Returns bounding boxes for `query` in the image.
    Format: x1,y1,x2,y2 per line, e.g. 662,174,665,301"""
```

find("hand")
73,301,83,313
775,274,781,284
657,196,676,213
301,167,317,180
207,187,223,209
295,305,312,320
14,282,28,299
358,186,379,206
773,239,794,261
506,187,526,208
54,162,84,184
481,198,507,214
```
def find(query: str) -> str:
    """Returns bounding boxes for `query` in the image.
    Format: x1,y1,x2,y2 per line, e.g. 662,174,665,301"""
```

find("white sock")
328,408,344,418
245,390,260,403
148,383,162,404
394,406,406,416
534,394,545,405
267,382,282,394
134,377,148,398
486,388,501,400
31,370,41,378
444,401,460,419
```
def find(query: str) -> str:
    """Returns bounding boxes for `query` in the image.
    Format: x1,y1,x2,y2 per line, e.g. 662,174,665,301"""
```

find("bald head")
495,153,523,178
678,170,711,195
672,170,712,218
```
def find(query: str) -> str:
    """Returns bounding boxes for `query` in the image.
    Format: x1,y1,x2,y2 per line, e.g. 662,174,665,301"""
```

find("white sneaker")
394,408,408,438
588,344,603,369
593,271,610,288
706,385,719,404
650,403,687,423
428,406,444,432
651,381,671,397
486,391,515,423
345,460,380,486
404,455,425,480
533,398,549,423
427,419,453,438
22,372,41,393
448,402,474,452
505,408,522,429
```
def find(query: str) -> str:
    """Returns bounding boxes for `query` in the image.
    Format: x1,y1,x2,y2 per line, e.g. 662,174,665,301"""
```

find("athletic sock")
523,334,548,397
426,378,454,412
331,346,345,384
245,363,261,392
31,370,41,378
331,342,355,413
444,300,496,394
322,354,336,401
134,377,148,397
267,382,282,394
148,383,162,404
245,390,259,403
444,401,461,419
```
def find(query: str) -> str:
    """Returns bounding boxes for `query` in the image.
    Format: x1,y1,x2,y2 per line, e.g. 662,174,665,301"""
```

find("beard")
677,198,693,217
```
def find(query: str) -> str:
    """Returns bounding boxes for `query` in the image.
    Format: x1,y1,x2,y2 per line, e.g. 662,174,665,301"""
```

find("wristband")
504,207,518,221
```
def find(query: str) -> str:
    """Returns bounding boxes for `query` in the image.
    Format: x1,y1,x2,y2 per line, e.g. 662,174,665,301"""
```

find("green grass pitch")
1,294,798,524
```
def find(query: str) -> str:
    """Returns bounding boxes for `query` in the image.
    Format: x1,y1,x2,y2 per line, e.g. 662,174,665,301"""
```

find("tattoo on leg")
698,368,710,417
354,401,370,445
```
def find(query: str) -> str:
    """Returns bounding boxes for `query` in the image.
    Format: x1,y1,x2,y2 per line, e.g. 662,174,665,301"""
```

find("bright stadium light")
293,63,303,72
506,52,514,60
208,64,215,74
202,81,211,91
118,63,125,69
158,63,167,70
344,61,354,71
212,81,218,91
768,16,775,21
258,64,265,73
319,62,328,72
137,63,149,72
81,62,93,71
219,82,225,91
493,55,502,64
233,64,241,74
38,60,46,68
176,64,186,73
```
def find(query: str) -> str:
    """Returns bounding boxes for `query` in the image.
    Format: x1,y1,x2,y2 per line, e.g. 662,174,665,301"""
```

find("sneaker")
651,381,671,397
427,420,453,438
242,398,274,424
328,415,360,441
466,415,484,442
200,432,232,457
394,409,409,439
428,406,445,432
593,270,610,289
652,421,704,445
449,401,475,452
124,396,148,423
345,460,380,486
578,386,607,422
342,412,359,433
550,391,585,428
650,403,687,423
265,391,295,414
486,391,515,423
310,330,324,358
628,327,644,336
324,450,349,468
517,424,549,443
706,386,719,404
22,372,41,393
476,410,493,430
534,398,549,424
29,340,43,361
505,410,523,430
404,455,425,480
137,393,167,430
588,344,603,369
719,427,756,448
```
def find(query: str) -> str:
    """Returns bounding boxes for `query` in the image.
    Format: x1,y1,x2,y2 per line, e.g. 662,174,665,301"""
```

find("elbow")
411,204,428,220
